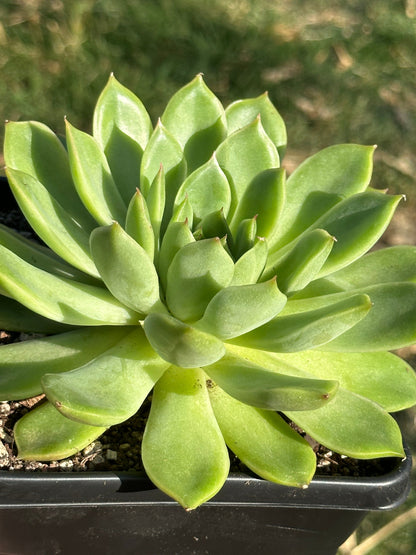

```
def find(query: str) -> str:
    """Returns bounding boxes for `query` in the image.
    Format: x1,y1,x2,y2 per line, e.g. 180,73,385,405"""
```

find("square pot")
0,445,411,555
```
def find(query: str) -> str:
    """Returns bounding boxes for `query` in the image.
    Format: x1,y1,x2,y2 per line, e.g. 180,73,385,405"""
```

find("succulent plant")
1,75,416,509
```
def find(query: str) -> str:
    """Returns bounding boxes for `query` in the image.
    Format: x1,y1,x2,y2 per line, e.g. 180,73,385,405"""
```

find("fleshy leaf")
125,189,155,260
0,244,139,325
296,245,416,299
6,168,100,278
234,216,257,259
204,350,338,411
161,74,227,172
42,328,169,427
313,283,416,351
90,223,162,315
267,190,402,277
269,229,336,295
140,120,187,232
143,312,225,368
230,168,285,241
93,74,153,204
209,384,316,487
0,222,99,285
146,166,166,256
0,327,130,400
225,92,287,158
14,401,106,461
196,278,286,339
230,294,372,352
199,208,233,250
158,219,195,292
174,154,231,223
0,295,74,334
216,117,280,218
142,366,230,509
270,144,375,251
65,119,127,225
231,237,268,285
166,237,234,322
285,389,405,459
273,350,416,412
4,120,95,230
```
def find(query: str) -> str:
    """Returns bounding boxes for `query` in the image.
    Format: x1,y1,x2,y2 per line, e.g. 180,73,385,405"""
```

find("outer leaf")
285,389,405,459
93,74,153,204
208,384,316,487
93,74,152,151
317,283,416,351
0,327,130,400
230,168,285,240
268,229,335,295
90,223,162,315
142,366,230,509
267,190,402,277
225,92,287,158
205,350,338,411
42,328,169,427
143,312,225,368
161,74,227,172
157,220,195,292
4,120,95,230
0,295,74,334
230,294,372,352
65,119,127,225
6,168,100,278
285,283,416,351
0,222,99,285
125,189,155,260
215,117,280,218
14,402,106,461
0,244,139,325
174,154,231,223
231,237,268,286
270,144,375,251
166,237,234,322
273,350,416,412
140,121,187,234
296,246,416,299
196,278,286,339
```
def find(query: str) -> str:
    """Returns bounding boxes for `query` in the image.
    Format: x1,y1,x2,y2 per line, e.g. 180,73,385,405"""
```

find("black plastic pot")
0,446,412,555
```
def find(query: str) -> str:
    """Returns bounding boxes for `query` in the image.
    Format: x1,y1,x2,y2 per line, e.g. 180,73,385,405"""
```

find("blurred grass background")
0,0,415,552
